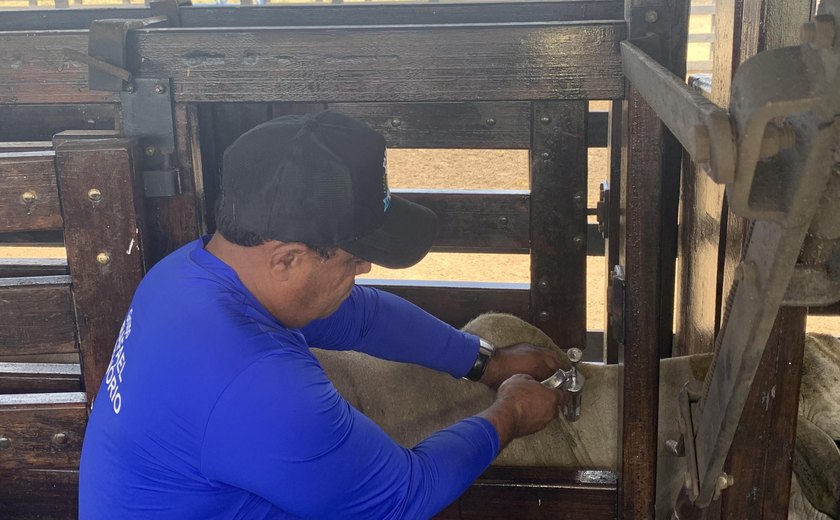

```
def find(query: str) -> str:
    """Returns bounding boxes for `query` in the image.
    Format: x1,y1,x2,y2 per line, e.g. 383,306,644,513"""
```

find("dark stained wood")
604,100,622,364
127,23,626,103
0,392,87,470
0,276,77,357
454,468,618,519
717,308,807,519
143,104,203,263
397,190,529,253
363,280,530,330
0,363,82,394
0,258,69,278
0,2,624,32
0,32,117,105
0,151,62,233
329,102,532,149
0,105,115,141
808,301,840,315
0,469,78,520
54,137,149,403
531,102,587,349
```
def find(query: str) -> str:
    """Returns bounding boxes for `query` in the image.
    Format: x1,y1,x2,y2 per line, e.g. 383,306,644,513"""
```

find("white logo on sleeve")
105,309,133,414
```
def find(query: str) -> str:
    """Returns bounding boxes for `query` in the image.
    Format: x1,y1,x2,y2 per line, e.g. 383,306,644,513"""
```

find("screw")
52,433,67,445
497,216,509,226
717,473,734,491
0,437,10,449
21,190,37,204
125,83,135,94
390,117,402,128
573,234,585,248
645,10,659,23
538,311,550,322
573,192,585,208
154,83,167,94
96,252,111,266
538,279,549,291
87,188,102,203
145,146,157,157
485,117,496,127
541,152,551,161
540,115,551,125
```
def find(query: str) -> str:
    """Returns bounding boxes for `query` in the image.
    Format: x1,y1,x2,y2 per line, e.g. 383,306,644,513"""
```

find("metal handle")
541,347,585,422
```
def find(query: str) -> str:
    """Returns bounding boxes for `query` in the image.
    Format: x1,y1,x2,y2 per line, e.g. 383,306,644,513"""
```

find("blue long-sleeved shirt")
78,237,499,519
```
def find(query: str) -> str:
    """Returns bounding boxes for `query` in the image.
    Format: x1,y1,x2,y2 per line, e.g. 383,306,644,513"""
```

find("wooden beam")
0,151,62,233
0,276,77,357
361,280,530,330
0,392,87,470
127,23,625,103
530,101,588,349
397,190,530,254
0,363,82,394
0,469,78,520
54,136,149,404
0,105,115,141
0,258,69,278
0,2,624,32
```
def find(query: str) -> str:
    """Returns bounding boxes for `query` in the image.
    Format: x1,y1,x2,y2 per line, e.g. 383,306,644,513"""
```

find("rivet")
541,152,551,161
538,280,549,290
573,192,585,208
538,311,550,322
540,115,551,125
145,146,156,157
87,188,102,203
485,117,496,127
0,437,10,450
96,252,111,266
573,234,585,247
645,10,659,23
390,117,402,128
154,83,167,94
124,83,135,94
21,190,37,204
498,216,509,226
52,432,67,445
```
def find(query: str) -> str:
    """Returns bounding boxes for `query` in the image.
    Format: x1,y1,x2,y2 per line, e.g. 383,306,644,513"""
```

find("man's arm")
200,352,560,519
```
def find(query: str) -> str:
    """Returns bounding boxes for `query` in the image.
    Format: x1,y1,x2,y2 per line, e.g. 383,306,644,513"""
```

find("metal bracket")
121,78,176,157
608,265,626,345
596,181,610,239
143,169,181,198
87,17,168,92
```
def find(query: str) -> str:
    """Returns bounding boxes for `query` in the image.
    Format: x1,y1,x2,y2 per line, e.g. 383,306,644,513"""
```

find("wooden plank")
54,137,149,403
0,142,53,153
329,102,532,149
0,151,62,233
0,363,82,394
0,105,115,141
0,469,78,520
0,276,77,357
603,100,622,364
397,190,529,253
143,104,202,263
451,468,618,519
128,23,626,103
0,2,624,32
0,258,68,278
530,101,587,349
0,392,87,470
361,280,530,330
0,31,118,105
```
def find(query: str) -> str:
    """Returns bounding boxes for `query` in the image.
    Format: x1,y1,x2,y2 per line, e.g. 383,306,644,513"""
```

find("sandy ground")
2,134,835,335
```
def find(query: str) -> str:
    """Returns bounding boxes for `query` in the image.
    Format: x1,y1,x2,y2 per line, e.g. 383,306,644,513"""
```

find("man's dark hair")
215,198,338,261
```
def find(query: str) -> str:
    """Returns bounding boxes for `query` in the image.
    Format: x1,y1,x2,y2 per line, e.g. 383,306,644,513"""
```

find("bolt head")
538,280,549,290
21,190,37,204
124,83,135,94
541,152,551,161
145,146,157,157
573,234,585,247
538,311,550,322
0,437,10,449
485,117,496,127
154,83,167,94
52,432,67,445
87,188,102,203
567,347,583,363
540,115,551,125
645,10,659,23
390,117,402,128
497,216,509,226
96,252,111,266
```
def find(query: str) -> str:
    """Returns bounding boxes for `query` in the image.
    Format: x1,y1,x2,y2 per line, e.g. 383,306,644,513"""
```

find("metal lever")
541,347,585,422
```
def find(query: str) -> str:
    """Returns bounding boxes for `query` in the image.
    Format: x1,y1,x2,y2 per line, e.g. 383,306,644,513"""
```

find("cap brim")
340,196,437,269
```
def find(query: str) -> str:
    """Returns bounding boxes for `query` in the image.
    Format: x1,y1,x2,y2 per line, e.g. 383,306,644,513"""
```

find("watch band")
464,337,495,381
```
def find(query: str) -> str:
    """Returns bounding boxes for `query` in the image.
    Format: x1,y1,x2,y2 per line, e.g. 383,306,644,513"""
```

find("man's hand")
478,374,562,447
479,343,563,390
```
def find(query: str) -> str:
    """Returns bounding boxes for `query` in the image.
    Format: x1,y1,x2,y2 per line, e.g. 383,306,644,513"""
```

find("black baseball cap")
217,110,437,268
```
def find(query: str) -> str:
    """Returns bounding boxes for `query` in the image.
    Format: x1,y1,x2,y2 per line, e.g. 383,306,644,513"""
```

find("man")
79,110,563,519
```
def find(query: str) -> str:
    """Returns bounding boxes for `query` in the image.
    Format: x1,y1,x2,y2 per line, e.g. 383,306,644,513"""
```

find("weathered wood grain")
0,469,78,520
0,276,77,357
530,101,588,349
127,23,625,103
54,136,148,403
0,105,115,141
0,392,87,470
0,151,62,233
0,31,117,105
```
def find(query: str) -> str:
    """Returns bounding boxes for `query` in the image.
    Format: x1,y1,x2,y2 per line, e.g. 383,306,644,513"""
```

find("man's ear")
267,242,309,281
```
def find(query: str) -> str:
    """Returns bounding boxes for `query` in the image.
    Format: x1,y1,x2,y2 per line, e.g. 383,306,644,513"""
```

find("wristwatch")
464,337,495,381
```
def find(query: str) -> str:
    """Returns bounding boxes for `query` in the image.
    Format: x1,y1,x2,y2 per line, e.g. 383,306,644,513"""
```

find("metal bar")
620,41,735,184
